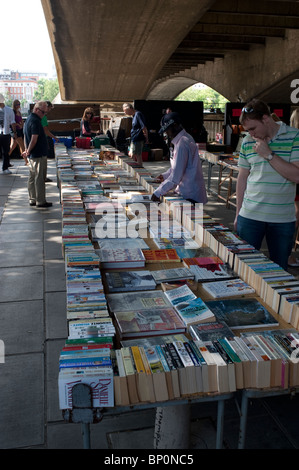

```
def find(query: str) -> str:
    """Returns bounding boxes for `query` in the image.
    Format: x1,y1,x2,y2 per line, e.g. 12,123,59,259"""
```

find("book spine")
115,349,126,377
213,340,233,364
188,341,207,365
167,343,184,369
155,345,170,372
173,341,194,367
183,341,201,366
160,344,177,371
130,346,146,374
218,338,241,363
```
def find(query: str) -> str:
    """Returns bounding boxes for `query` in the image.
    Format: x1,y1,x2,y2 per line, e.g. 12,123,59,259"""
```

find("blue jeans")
237,215,295,271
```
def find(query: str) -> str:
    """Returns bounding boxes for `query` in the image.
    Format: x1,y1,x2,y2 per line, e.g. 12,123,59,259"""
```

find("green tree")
176,83,228,112
33,78,59,103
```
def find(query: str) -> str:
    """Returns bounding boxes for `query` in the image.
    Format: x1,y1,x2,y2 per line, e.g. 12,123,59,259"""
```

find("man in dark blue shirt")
23,101,52,208
123,103,148,166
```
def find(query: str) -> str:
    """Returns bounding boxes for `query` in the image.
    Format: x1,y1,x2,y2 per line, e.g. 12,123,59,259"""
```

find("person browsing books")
9,100,26,164
123,103,149,167
23,101,52,208
151,112,208,205
80,107,101,137
234,99,299,271
0,93,17,174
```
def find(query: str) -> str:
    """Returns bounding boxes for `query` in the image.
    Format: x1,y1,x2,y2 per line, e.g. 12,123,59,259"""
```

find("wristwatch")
265,151,275,161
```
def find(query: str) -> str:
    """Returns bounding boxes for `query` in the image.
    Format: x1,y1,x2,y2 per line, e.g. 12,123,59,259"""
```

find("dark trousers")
0,134,11,171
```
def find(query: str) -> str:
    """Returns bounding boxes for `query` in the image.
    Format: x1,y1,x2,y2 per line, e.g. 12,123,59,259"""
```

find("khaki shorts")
129,140,144,156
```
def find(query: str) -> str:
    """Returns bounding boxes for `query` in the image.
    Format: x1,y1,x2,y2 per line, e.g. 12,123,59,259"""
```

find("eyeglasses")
242,106,254,113
37,108,46,114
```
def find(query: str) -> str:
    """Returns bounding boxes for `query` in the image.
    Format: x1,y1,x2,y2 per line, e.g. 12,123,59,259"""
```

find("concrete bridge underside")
41,0,299,104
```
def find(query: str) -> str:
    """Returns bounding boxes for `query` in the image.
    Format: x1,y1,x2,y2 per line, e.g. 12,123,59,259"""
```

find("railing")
203,113,224,142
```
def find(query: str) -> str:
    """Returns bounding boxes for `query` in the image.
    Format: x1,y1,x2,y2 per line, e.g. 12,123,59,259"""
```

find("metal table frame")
63,384,234,449
238,387,299,449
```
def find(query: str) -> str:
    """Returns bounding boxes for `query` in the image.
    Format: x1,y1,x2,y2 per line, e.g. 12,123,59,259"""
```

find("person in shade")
23,101,52,208
151,112,208,205
9,99,26,164
80,107,101,137
0,93,17,174
123,103,148,167
234,99,299,271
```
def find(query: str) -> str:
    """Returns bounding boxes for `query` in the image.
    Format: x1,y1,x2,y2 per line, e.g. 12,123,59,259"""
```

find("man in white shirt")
0,94,17,174
151,112,207,204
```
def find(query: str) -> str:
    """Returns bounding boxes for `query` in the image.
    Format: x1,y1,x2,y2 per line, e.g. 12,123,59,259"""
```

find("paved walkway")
1,156,299,449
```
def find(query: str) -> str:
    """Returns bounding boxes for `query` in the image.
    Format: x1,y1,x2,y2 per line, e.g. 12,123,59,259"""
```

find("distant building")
0,69,49,112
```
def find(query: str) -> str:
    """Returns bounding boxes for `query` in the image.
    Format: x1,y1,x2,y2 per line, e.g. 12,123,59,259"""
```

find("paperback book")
114,307,186,338
201,278,255,298
142,249,181,263
58,367,114,409
107,290,171,313
98,247,146,269
105,270,156,292
183,256,224,268
189,321,235,342
151,267,194,284
164,285,215,326
68,318,116,339
205,298,279,329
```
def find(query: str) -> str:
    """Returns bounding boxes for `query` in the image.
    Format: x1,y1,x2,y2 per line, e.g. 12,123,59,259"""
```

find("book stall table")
217,159,239,209
56,142,299,449
199,151,239,209
198,150,219,193
62,388,234,449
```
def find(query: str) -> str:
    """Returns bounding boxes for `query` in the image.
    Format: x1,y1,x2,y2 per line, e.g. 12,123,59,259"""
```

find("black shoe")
29,201,36,206
8,163,14,167
45,177,53,182
36,202,53,208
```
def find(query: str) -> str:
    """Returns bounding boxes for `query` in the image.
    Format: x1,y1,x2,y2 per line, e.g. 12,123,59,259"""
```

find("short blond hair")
290,108,299,129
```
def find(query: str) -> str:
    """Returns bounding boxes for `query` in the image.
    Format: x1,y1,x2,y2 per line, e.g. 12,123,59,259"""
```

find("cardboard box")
151,149,163,161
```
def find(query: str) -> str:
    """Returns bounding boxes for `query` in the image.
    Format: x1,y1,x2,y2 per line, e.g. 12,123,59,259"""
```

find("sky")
1,0,56,76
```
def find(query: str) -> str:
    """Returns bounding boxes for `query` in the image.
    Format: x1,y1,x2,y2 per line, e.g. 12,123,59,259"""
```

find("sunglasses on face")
241,106,254,113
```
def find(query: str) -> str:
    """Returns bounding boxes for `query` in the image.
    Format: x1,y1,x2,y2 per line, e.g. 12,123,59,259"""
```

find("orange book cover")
142,249,180,263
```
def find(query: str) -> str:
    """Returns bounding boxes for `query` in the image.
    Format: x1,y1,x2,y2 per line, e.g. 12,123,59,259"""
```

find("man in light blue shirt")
0,93,16,174
151,112,207,205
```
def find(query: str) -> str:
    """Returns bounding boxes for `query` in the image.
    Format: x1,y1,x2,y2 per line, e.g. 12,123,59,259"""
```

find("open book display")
56,143,299,411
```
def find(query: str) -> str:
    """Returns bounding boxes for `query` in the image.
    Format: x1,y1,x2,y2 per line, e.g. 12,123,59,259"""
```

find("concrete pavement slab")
0,353,44,449
0,265,43,303
0,300,44,354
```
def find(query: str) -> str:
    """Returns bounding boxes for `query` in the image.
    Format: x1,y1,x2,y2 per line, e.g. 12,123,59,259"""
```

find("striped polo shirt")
238,122,299,223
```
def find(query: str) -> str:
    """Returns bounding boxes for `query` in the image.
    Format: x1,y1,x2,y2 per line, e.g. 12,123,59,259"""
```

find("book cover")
114,308,186,338
183,256,223,267
188,262,236,282
201,278,255,298
68,318,115,339
98,237,149,250
142,249,181,263
105,270,156,292
99,247,146,269
205,298,279,329
151,267,194,284
175,297,216,326
58,367,114,409
107,290,171,313
189,321,234,342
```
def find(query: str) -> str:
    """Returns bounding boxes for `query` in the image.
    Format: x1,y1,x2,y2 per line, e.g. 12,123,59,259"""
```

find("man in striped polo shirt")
234,99,299,271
